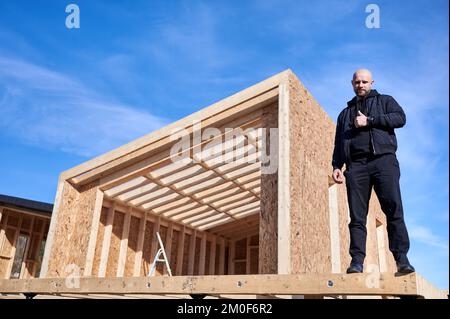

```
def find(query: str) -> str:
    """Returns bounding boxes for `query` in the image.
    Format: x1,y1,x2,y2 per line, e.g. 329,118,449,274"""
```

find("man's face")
352,71,373,97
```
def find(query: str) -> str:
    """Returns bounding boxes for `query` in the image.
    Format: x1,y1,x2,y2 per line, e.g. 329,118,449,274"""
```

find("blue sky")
0,1,448,289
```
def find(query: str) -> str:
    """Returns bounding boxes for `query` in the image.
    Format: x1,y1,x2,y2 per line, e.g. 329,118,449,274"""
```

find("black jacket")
332,89,406,170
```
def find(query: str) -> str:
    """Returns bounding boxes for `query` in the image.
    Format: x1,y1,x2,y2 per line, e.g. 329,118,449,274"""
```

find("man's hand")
354,110,368,128
332,168,344,184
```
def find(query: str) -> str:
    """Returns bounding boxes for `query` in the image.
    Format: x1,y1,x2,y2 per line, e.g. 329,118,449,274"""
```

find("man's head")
352,69,374,97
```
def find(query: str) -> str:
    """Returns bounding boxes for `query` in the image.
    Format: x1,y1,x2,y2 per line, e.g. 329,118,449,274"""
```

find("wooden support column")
149,216,161,263
83,189,104,276
228,240,235,275
133,213,147,277
164,222,174,275
98,203,115,277
187,230,196,275
198,232,207,275
246,236,251,274
218,237,225,275
116,207,132,277
32,218,47,277
208,236,216,275
19,216,34,279
175,226,185,276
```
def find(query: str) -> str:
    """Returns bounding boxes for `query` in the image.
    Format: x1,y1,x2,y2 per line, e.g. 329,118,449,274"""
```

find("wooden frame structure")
0,195,52,280
0,70,445,298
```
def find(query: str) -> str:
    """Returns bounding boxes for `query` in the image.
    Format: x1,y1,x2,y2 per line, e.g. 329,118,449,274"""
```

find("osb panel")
46,180,99,277
106,211,124,277
235,238,247,260
259,102,278,274
140,220,154,276
366,203,379,269
234,261,246,275
182,234,191,275
124,215,140,277
288,74,332,273
92,207,108,276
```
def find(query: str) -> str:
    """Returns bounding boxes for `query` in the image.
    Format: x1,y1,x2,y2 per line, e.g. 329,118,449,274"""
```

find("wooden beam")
116,207,132,277
175,226,185,276
133,212,147,277
83,189,104,276
198,233,207,275
1,272,445,298
187,230,197,275
98,203,115,277
208,236,216,275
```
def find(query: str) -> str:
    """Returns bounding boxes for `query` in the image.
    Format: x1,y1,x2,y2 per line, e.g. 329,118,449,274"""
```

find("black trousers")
344,153,410,264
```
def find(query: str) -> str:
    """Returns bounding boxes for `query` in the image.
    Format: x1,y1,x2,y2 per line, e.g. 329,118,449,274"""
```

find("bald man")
332,69,415,274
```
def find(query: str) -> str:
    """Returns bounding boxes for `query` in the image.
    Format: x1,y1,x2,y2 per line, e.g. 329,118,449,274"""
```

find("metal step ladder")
148,231,172,277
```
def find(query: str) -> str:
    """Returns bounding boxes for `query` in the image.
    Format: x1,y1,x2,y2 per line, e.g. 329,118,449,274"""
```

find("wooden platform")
0,273,447,299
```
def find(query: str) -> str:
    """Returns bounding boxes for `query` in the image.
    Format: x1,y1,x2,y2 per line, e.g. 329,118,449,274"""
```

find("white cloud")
409,224,449,251
0,56,169,157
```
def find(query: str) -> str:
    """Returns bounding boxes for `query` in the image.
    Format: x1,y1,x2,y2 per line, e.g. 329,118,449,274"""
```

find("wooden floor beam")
0,273,446,299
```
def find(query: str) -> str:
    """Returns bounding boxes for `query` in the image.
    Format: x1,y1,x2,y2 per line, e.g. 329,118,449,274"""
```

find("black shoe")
397,262,415,274
346,262,363,274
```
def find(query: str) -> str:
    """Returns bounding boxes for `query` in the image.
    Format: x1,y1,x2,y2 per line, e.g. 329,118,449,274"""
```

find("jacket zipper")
367,98,377,155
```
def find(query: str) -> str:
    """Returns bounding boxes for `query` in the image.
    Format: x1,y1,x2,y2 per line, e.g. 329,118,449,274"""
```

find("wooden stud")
187,230,197,275
98,203,116,277
19,216,34,279
246,236,251,274
228,240,235,275
0,212,8,255
149,216,161,267
218,237,226,275
133,212,147,277
83,189,104,276
175,226,186,276
5,214,23,279
277,81,291,274
116,207,132,277
164,222,174,275
198,233,207,275
208,236,216,275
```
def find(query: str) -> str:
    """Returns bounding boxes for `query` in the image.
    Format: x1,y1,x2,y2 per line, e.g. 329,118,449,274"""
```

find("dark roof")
0,194,53,214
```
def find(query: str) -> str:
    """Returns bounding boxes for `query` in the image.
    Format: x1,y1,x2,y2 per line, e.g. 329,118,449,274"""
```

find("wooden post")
187,229,196,275
5,214,23,279
116,207,132,277
198,232,207,275
149,216,161,265
133,213,147,277
175,226,185,276
0,210,7,255
218,237,225,275
98,203,115,277
246,236,251,274
208,235,216,275
83,189,104,276
228,240,235,275
164,222,174,275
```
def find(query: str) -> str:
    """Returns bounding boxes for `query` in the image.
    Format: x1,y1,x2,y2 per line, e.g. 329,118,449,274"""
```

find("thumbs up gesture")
354,110,368,128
